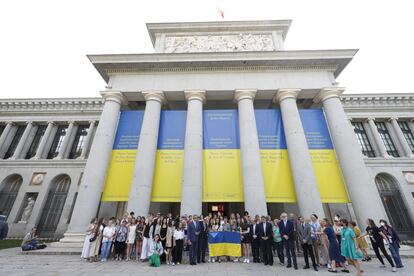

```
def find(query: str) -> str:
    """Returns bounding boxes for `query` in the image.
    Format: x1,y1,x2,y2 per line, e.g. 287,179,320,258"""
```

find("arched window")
0,174,23,218
375,173,414,238
37,174,71,238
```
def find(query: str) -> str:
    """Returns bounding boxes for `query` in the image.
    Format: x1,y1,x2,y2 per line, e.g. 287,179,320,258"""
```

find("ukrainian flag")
208,231,241,257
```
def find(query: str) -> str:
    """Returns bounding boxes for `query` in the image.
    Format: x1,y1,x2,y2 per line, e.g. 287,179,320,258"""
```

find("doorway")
375,173,414,239
37,174,71,238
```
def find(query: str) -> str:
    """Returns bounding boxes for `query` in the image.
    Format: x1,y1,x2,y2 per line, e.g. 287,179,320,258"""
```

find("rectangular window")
47,125,68,159
352,122,375,157
3,125,25,159
375,122,399,157
68,125,89,159
25,125,47,159
398,121,414,153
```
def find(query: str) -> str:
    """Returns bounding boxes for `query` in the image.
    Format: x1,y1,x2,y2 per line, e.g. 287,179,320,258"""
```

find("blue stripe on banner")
208,231,241,244
299,109,333,150
255,109,287,149
113,110,144,150
203,110,240,149
157,111,187,150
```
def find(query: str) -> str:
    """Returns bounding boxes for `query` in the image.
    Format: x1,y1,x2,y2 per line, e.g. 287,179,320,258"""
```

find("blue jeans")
21,240,38,251
101,241,112,261
389,242,403,267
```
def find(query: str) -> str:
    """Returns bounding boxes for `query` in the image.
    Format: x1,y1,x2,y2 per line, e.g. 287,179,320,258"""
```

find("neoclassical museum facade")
1,20,414,242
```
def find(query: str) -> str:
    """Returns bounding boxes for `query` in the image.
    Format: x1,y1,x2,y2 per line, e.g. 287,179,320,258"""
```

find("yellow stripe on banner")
203,149,243,202
261,149,297,202
151,150,183,202
310,150,350,203
209,242,242,257
102,150,136,202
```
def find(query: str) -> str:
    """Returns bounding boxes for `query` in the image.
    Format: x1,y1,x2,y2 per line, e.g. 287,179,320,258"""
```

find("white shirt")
102,227,115,242
173,229,184,240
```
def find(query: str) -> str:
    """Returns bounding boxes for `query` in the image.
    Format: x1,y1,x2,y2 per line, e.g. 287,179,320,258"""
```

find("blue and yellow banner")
255,110,296,202
151,111,186,202
299,109,349,203
102,108,348,204
208,231,241,257
102,110,144,201
203,110,243,202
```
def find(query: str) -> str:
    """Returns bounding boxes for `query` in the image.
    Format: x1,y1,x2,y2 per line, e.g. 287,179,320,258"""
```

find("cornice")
0,159,87,169
340,93,414,110
88,49,357,83
0,98,104,114
364,157,414,167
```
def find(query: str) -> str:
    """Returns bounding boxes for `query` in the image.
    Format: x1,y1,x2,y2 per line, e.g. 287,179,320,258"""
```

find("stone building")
0,20,413,241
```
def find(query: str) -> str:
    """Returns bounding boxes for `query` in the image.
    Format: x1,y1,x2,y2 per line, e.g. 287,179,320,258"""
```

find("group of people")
80,210,405,275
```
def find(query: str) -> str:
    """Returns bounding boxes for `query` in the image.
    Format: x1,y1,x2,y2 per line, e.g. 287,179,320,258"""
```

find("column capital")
67,120,76,125
365,117,375,123
88,120,96,125
25,121,34,125
273,88,301,103
184,90,206,103
388,117,399,122
47,121,55,125
142,90,165,104
234,89,257,102
314,87,345,103
100,90,128,105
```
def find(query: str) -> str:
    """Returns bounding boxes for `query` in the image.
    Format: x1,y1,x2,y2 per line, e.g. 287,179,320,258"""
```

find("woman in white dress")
127,218,137,260
89,218,104,262
81,218,96,260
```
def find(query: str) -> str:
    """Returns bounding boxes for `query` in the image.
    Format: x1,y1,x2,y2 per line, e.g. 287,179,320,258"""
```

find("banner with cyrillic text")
299,109,349,203
203,110,243,202
102,110,144,201
151,111,186,202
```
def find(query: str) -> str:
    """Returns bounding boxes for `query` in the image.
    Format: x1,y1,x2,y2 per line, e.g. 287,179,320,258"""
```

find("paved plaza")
0,247,412,276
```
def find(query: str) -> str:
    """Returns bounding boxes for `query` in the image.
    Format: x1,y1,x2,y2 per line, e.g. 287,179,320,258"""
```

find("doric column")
275,89,324,217
235,89,268,216
127,91,165,216
32,121,54,159
180,90,205,216
55,121,76,159
366,117,390,158
315,87,388,226
10,121,34,159
63,91,126,237
389,117,414,158
0,122,14,157
78,120,96,159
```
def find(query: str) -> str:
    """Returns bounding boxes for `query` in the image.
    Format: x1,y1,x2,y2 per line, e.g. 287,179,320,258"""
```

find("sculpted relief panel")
164,34,275,53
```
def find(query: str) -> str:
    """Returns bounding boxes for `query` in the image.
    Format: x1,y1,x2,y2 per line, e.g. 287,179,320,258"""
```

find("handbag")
89,235,97,242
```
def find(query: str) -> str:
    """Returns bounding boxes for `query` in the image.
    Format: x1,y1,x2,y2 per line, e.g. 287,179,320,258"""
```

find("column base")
59,232,85,245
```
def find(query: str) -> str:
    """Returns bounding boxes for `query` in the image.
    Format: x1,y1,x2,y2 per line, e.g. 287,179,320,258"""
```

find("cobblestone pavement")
0,247,413,276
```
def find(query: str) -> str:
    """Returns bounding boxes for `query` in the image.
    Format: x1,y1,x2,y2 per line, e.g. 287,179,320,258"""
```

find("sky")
1,0,413,99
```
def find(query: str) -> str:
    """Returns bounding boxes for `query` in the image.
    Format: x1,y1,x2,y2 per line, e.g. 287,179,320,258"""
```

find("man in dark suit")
278,212,298,269
249,217,261,263
258,216,273,266
187,214,201,265
297,216,318,271
197,216,209,263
